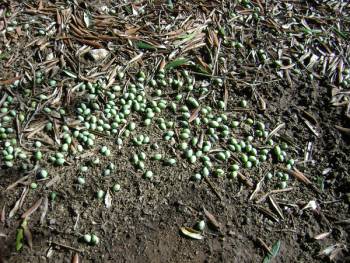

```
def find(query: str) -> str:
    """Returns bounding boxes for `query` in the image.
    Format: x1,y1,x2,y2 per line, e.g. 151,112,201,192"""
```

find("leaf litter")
0,0,349,262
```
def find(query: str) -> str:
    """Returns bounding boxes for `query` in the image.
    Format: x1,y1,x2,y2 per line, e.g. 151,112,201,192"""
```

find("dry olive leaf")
180,227,204,240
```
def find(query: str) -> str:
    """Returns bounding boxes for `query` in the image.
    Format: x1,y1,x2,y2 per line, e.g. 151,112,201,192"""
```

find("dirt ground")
0,1,350,263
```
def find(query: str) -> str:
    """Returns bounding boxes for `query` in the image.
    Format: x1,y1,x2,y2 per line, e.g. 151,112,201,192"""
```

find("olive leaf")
63,70,77,79
262,240,281,263
135,41,157,50
262,255,271,263
164,58,189,70
15,228,24,251
21,219,33,250
270,240,281,257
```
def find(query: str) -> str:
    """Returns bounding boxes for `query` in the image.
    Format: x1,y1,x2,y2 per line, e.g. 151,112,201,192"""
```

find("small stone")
88,49,109,61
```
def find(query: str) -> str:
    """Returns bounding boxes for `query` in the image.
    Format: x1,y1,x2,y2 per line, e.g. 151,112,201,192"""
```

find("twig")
256,187,294,204
204,177,223,200
49,241,84,253
257,237,271,254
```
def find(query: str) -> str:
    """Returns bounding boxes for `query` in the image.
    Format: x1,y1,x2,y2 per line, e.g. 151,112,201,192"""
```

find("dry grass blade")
6,175,31,191
335,125,350,135
303,119,320,137
255,206,279,222
265,123,285,142
249,179,263,201
268,196,284,220
203,177,223,200
1,206,5,224
203,206,221,230
21,198,43,219
40,196,49,225
255,188,294,204
257,237,272,254
223,84,228,110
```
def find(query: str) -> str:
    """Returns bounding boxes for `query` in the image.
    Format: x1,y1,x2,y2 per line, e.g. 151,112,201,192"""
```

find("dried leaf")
83,12,91,28
40,196,49,225
314,231,331,240
9,187,29,218
63,70,77,79
6,175,29,191
104,190,112,209
189,107,200,123
282,168,312,185
21,197,43,219
0,75,21,85
127,53,143,65
22,219,33,250
249,179,263,201
1,205,5,224
224,85,228,110
180,227,203,240
45,175,61,188
203,206,221,229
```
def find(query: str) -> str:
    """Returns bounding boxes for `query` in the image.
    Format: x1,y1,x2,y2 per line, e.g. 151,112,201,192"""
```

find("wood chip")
72,253,80,263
